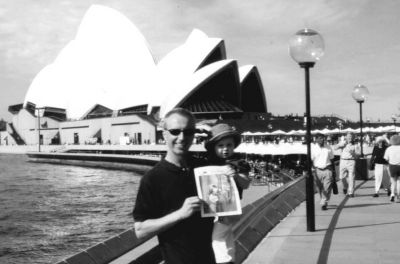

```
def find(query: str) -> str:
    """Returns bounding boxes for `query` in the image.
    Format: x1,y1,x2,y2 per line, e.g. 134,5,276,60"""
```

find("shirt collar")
161,157,194,172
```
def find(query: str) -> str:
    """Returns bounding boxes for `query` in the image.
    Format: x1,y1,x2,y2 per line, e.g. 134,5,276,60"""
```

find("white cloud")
1,0,400,121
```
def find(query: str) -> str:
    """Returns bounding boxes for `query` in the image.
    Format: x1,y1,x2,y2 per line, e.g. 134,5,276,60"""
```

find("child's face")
214,137,236,159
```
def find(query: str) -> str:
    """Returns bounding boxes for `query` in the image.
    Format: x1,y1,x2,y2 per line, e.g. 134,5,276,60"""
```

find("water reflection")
0,154,143,264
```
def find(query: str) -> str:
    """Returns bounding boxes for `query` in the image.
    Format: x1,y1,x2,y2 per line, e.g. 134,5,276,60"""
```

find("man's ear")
162,131,167,141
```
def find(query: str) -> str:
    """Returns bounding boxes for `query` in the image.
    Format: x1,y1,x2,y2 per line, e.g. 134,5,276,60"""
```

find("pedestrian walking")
370,136,390,197
384,135,400,202
335,133,359,197
312,134,336,210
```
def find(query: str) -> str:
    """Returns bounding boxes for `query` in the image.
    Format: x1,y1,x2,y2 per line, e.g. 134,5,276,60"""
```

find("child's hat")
205,123,241,151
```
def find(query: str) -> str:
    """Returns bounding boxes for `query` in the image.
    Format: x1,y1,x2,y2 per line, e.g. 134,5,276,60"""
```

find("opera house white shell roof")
23,4,266,120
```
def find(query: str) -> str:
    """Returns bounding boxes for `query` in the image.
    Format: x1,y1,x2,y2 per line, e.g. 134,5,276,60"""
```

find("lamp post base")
355,158,368,181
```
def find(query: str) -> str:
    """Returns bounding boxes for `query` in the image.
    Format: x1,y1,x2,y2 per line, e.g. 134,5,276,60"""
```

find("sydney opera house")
7,5,267,146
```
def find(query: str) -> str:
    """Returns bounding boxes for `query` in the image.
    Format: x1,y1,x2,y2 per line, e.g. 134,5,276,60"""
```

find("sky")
1,0,400,122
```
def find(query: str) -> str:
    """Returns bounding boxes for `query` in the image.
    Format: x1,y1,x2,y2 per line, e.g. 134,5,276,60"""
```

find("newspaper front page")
194,165,242,217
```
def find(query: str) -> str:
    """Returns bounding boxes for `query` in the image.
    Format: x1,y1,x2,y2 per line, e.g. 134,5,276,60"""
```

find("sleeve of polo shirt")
383,147,390,162
328,147,334,160
132,175,158,222
310,146,316,162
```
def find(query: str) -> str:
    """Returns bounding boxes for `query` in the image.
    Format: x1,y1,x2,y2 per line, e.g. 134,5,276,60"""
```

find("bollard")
355,157,368,180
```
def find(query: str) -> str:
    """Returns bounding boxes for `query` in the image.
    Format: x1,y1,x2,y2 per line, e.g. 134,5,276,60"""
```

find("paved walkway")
244,178,400,264
111,182,275,264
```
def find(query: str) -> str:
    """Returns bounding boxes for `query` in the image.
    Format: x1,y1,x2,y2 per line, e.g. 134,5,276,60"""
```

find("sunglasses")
167,128,196,136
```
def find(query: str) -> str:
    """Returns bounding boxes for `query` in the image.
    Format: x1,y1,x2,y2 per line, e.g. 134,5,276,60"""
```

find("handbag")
332,180,338,195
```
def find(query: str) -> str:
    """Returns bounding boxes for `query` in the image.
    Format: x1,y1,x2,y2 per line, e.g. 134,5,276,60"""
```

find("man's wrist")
173,208,185,221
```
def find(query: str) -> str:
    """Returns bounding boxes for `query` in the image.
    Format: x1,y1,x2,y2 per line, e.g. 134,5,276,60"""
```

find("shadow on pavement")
343,202,390,208
358,186,374,189
316,180,367,264
355,193,391,198
331,221,400,231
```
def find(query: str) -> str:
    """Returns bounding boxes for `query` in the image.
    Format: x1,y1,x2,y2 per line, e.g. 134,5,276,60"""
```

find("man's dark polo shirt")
133,157,216,264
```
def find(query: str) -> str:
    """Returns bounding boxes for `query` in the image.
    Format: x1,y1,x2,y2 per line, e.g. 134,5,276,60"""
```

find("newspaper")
194,165,242,217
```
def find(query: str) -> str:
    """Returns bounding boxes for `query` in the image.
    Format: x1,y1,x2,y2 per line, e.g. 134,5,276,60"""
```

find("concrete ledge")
233,177,306,262
27,152,157,173
271,196,293,216
103,237,126,259
27,152,159,164
55,228,150,264
64,251,96,264
235,242,249,264
251,216,274,237
56,176,307,264
237,226,263,252
129,246,163,264
117,229,143,251
262,206,284,226
86,243,114,264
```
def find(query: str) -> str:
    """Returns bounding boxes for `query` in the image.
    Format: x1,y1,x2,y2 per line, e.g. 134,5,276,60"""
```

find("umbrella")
270,129,286,135
241,131,254,136
286,130,298,135
325,128,340,134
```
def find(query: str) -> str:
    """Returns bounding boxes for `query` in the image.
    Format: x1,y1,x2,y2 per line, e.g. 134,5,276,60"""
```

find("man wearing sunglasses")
133,108,216,264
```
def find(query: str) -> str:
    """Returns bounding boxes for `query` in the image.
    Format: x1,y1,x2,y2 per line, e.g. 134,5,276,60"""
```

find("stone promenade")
244,178,400,264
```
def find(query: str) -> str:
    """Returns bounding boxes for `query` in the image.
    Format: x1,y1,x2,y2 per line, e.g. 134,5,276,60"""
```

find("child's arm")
235,171,251,190
227,159,251,190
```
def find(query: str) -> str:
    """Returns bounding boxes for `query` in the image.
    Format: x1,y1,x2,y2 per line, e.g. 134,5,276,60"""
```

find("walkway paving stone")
244,179,400,264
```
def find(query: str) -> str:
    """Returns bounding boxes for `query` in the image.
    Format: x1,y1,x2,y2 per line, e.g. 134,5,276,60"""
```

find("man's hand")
177,196,202,220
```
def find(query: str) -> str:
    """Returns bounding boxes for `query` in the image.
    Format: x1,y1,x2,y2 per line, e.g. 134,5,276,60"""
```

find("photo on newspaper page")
194,165,242,217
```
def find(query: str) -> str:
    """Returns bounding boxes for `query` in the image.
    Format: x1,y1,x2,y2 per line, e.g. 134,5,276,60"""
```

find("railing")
55,176,307,264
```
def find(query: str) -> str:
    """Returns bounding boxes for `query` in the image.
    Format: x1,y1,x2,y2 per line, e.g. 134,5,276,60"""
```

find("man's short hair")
315,133,325,138
162,108,196,129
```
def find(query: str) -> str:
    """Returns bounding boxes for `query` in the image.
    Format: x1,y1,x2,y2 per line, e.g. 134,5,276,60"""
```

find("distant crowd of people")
312,132,400,211
370,134,400,202
242,132,392,147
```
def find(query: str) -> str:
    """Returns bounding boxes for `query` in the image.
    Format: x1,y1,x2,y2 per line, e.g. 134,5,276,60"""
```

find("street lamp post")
36,107,45,152
337,120,343,134
352,85,369,157
289,28,324,232
392,115,397,133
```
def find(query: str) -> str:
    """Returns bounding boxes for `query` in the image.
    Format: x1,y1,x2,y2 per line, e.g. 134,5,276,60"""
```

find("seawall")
27,152,159,174
55,176,307,264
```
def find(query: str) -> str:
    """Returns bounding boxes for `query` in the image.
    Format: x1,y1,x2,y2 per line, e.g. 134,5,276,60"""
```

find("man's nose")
177,131,188,139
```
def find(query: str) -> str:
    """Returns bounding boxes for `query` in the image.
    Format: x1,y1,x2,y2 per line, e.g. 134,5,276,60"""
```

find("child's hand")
223,165,236,178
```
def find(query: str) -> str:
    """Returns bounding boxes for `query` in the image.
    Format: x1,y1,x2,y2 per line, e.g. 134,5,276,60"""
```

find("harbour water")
0,154,144,264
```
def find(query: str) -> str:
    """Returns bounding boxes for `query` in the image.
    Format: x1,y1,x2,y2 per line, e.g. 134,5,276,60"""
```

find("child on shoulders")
204,123,251,264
